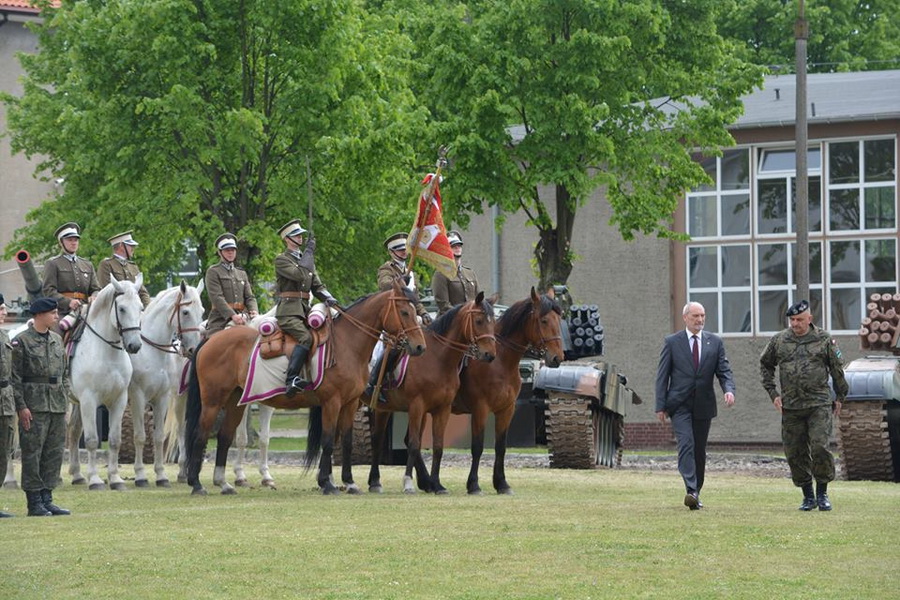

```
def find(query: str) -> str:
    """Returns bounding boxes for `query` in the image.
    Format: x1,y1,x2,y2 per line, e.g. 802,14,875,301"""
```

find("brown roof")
0,1,60,13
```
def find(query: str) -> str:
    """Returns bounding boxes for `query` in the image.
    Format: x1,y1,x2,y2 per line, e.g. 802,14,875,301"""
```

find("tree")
396,0,763,290
717,0,900,73
4,0,429,301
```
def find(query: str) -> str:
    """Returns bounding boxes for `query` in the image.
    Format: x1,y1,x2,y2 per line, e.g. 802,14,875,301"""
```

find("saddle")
257,318,331,360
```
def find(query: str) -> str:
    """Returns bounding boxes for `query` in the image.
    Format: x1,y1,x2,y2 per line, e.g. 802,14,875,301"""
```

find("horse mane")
498,294,561,339
90,282,120,317
429,296,495,336
345,286,419,313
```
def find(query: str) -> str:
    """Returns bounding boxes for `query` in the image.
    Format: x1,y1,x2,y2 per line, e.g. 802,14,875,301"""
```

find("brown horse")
453,288,564,494
366,292,497,494
184,281,427,495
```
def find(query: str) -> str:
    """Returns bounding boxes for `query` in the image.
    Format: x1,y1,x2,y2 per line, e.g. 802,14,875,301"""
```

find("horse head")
174,280,204,357
438,291,496,362
530,287,564,368
109,274,144,354
380,279,426,356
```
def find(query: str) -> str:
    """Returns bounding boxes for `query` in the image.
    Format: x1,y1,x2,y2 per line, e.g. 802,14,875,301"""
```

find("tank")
15,249,43,301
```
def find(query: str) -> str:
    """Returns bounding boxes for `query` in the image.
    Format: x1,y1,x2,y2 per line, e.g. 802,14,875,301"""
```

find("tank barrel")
15,250,43,301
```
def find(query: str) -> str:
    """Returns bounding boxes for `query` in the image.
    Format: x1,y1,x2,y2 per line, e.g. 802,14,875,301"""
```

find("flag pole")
406,146,449,276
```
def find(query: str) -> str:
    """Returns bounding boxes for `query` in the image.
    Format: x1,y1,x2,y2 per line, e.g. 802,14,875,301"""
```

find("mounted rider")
275,219,339,398
364,232,432,402
431,230,480,316
97,230,151,308
41,222,101,318
204,233,259,336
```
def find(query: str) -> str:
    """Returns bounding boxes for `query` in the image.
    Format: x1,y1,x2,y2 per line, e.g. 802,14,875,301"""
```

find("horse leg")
174,394,188,483
429,408,451,495
367,410,389,493
106,398,128,491
467,405,490,495
230,407,251,487
258,404,275,489
404,407,429,494
77,400,106,490
152,396,171,487
214,404,246,495
337,403,360,494
316,405,339,495
186,403,219,496
130,394,149,488
66,402,86,485
493,405,515,494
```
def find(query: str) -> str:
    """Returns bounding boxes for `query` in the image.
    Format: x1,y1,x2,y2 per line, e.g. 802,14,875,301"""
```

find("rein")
335,291,421,351
141,290,202,356
83,291,140,351
432,304,496,358
496,307,561,357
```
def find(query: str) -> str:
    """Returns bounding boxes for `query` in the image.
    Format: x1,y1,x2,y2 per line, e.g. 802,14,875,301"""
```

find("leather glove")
325,296,339,307
305,235,316,253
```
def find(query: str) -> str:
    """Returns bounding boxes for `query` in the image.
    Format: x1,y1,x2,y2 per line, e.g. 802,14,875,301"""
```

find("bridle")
336,291,423,352
432,302,496,358
84,291,142,351
496,305,562,359
141,290,202,357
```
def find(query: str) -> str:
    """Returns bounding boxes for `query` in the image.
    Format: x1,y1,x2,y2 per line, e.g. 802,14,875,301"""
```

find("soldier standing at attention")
760,300,848,511
364,232,431,402
204,233,259,336
275,220,338,397
97,231,151,308
12,297,69,517
431,230,479,316
41,222,101,318
0,294,15,517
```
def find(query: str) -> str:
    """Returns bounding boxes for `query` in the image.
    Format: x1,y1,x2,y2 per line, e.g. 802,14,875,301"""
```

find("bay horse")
66,276,144,490
184,281,427,495
366,292,497,494
127,282,203,487
454,288,564,494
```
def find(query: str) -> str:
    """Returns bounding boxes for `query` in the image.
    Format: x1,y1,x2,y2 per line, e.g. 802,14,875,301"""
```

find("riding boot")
816,482,832,511
25,491,52,517
364,348,401,403
40,489,71,516
798,483,816,511
285,345,311,398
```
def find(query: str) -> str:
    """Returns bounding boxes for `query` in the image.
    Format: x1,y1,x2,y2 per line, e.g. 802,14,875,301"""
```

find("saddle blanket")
369,340,411,390
237,340,326,406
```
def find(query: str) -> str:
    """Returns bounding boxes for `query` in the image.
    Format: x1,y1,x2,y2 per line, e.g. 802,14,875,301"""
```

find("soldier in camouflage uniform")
98,231,151,307
431,230,480,316
12,297,70,516
760,300,848,511
0,294,15,517
204,233,259,336
275,219,338,397
41,222,101,318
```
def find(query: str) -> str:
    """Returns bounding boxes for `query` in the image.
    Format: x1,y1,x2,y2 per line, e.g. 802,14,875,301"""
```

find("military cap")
384,232,408,252
108,230,139,247
447,230,464,246
30,297,58,314
278,219,307,240
215,233,238,250
55,222,81,241
785,300,810,317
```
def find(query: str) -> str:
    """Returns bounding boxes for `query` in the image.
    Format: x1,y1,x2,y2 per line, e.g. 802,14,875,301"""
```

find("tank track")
839,400,893,481
545,397,623,469
335,405,374,466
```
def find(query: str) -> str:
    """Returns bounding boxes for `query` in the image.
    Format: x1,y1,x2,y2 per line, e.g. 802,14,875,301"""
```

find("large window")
685,137,897,335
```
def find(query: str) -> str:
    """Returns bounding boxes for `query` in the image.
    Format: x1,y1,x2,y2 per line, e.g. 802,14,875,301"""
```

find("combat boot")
25,491,51,517
285,345,311,398
798,483,816,511
40,489,71,516
816,482,832,511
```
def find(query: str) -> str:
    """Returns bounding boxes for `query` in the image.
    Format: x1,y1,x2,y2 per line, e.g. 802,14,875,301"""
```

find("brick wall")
623,422,784,452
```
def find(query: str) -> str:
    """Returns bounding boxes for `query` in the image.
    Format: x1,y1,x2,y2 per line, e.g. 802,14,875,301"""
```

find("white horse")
66,276,144,490
128,281,203,487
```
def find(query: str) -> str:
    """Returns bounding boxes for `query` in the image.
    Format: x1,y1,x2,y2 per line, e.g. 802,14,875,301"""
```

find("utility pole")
795,0,810,303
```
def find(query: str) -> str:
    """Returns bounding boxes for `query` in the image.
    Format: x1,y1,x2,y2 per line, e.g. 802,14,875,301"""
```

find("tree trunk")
535,184,576,290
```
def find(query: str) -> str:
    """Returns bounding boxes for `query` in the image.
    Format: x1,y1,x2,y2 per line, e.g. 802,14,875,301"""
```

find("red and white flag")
409,173,456,279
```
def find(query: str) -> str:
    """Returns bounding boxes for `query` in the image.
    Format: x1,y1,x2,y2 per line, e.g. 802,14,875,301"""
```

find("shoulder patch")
831,338,842,359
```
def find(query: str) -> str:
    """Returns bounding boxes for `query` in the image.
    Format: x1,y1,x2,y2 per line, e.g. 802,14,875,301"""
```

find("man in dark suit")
655,302,735,510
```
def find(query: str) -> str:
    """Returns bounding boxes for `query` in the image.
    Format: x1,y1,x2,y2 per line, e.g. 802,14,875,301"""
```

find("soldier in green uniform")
41,222,101,318
275,220,338,397
760,300,848,511
431,230,480,316
97,230,151,307
204,233,259,336
364,232,431,402
0,294,15,517
12,296,70,516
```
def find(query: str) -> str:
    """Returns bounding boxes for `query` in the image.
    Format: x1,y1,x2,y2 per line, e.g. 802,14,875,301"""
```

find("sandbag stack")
858,292,900,354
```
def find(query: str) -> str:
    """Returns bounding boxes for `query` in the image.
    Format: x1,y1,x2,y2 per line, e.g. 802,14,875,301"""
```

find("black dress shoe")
817,494,832,511
0,510,13,518
684,492,699,510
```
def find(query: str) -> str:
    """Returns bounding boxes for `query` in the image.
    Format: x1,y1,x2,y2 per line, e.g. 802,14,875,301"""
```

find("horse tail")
303,405,323,472
183,339,208,468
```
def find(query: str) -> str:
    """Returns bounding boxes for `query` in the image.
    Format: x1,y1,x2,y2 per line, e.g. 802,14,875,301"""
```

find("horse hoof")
89,482,107,491
468,489,484,496
110,482,127,491
261,479,277,489
71,477,87,486
345,484,362,495
134,479,150,488
235,478,250,487
497,488,514,496
2,481,19,490
221,487,237,495
402,487,416,495
177,475,188,484
191,487,208,496
368,485,383,494
321,486,340,496
156,479,171,488
434,488,449,496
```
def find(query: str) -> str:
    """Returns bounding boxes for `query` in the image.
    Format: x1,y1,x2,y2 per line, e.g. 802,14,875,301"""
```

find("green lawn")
2,463,896,599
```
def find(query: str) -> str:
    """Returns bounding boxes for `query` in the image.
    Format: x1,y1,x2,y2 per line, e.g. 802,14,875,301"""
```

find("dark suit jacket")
655,330,735,420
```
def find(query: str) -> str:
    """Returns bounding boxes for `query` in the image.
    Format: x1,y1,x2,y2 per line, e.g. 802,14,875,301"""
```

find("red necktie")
692,335,699,370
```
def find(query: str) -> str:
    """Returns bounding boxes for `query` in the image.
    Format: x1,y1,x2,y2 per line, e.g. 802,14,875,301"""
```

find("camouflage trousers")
782,405,835,487
19,411,65,492
0,415,13,483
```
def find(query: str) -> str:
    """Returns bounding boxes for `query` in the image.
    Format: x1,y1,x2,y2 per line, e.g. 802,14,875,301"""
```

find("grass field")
2,462,896,599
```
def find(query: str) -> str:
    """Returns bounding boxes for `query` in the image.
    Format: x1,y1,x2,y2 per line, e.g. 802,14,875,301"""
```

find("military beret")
785,299,809,317
29,297,58,315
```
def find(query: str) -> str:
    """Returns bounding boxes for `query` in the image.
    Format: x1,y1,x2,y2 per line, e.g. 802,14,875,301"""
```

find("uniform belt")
227,302,246,311
61,292,88,300
0,380,8,388
277,291,310,299
22,376,59,384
